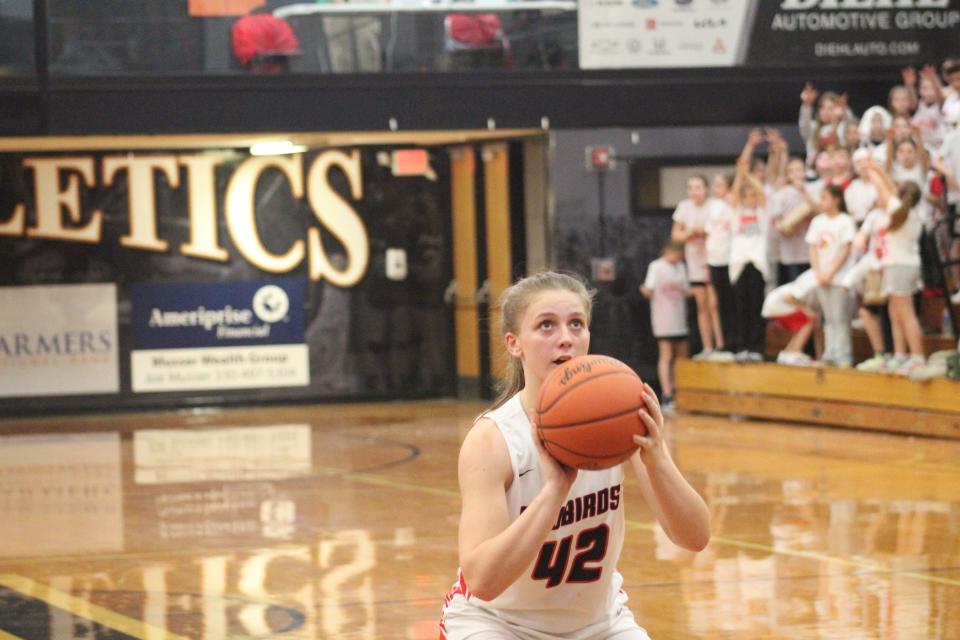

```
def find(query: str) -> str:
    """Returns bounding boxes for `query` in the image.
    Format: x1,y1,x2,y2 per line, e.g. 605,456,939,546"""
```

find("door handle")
475,279,491,305
443,279,457,306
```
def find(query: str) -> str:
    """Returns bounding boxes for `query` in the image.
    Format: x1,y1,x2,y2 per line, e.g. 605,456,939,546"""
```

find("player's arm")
628,384,710,552
457,418,574,601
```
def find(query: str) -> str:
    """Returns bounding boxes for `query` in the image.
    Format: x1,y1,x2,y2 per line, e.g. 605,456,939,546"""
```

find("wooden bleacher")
676,359,960,440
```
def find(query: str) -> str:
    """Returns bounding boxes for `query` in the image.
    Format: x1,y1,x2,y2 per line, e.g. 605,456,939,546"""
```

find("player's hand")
633,383,669,468
531,424,578,492
817,270,831,286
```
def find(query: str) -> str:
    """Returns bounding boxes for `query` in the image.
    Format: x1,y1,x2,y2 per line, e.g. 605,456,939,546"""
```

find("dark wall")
1,66,908,137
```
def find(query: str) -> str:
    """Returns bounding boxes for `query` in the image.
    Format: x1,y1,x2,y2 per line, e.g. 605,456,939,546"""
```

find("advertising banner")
130,279,309,392
747,0,960,67
579,0,960,70
579,0,754,70
0,283,119,397
0,145,455,412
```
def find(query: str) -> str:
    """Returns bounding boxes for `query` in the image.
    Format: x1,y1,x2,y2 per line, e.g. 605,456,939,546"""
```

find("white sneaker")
884,354,909,373
893,356,926,377
777,351,805,366
707,350,737,363
856,353,888,372
692,349,714,361
951,289,960,305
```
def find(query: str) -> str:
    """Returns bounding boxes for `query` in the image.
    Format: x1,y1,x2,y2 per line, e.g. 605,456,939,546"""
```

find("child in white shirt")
729,155,771,362
641,241,691,413
865,163,927,375
705,178,736,360
806,184,856,366
672,175,721,359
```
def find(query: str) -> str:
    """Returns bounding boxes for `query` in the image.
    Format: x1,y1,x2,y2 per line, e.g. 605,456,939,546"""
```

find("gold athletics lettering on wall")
0,150,369,287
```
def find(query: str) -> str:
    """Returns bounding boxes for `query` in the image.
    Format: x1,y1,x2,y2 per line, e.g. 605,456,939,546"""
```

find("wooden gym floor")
1,400,959,639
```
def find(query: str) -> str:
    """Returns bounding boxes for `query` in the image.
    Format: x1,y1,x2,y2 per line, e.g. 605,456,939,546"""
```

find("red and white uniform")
440,394,648,639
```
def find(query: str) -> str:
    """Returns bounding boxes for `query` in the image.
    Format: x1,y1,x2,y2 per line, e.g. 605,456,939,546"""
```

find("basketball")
535,355,648,470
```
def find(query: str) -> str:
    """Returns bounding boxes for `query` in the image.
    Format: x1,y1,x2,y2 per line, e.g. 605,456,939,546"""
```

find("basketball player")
439,271,711,639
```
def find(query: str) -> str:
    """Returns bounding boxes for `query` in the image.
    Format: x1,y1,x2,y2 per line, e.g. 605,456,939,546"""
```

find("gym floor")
1,400,958,639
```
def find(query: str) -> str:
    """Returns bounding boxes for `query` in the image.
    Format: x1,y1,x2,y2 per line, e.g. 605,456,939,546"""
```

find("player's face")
508,290,590,386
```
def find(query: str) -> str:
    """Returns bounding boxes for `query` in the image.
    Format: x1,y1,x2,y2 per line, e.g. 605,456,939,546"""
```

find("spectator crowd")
643,57,960,412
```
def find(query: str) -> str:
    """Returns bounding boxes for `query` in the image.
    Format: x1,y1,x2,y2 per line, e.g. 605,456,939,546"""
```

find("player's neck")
519,384,540,422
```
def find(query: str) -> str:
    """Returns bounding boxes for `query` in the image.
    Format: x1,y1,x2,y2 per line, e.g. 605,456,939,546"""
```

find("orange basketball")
535,355,648,470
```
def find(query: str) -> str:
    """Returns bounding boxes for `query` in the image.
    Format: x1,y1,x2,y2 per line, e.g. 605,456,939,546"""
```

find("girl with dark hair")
806,184,856,366
728,141,772,362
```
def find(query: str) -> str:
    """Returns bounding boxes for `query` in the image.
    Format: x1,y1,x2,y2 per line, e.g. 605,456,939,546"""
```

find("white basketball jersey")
460,393,627,634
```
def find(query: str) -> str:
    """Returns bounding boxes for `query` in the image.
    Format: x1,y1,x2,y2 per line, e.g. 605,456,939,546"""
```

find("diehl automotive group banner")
579,0,960,70
130,280,309,392
0,145,454,412
747,0,960,67
0,284,120,398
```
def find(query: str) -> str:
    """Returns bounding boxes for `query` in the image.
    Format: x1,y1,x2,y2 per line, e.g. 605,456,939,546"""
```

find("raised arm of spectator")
730,161,745,208
799,83,817,142
912,125,930,172
738,128,764,168
902,67,919,112
766,128,788,187
920,64,945,105
742,161,768,209
884,127,896,173
865,159,896,209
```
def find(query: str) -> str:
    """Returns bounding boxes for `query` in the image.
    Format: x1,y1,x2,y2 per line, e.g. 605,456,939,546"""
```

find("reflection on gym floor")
1,401,959,639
